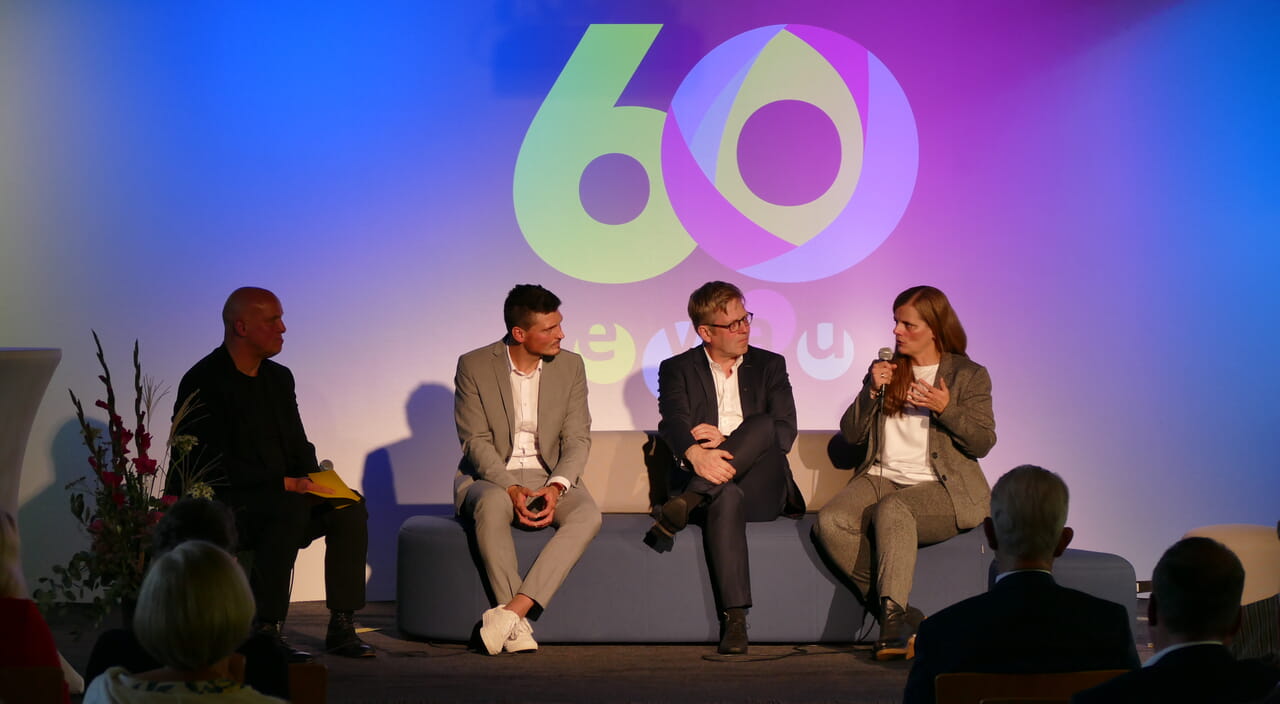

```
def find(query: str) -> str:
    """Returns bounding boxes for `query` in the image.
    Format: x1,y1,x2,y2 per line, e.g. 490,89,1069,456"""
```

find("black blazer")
171,345,319,512
904,571,1141,704
1071,643,1280,704
657,344,797,459
656,345,803,512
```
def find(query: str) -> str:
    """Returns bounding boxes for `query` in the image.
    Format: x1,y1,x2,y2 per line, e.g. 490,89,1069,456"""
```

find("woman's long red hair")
883,286,968,416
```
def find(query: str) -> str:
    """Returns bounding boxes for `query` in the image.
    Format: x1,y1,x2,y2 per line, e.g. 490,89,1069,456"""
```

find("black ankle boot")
255,621,314,663
718,607,749,655
326,610,375,658
643,492,703,553
873,598,917,661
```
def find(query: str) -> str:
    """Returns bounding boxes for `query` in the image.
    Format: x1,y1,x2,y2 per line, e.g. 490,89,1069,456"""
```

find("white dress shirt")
704,348,744,436
505,349,571,492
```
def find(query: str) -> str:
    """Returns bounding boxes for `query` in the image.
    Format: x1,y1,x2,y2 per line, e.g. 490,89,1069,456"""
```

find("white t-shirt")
872,363,939,486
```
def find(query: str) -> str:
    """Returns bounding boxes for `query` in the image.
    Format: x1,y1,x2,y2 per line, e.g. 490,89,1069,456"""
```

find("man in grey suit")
453,284,602,656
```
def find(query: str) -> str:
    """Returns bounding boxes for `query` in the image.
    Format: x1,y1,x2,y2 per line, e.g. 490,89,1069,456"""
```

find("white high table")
0,348,61,517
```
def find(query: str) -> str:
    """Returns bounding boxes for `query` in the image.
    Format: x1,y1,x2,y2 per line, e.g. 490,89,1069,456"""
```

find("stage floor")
52,600,1153,703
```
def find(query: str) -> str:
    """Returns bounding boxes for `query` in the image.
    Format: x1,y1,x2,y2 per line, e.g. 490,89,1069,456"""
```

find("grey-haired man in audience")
904,465,1139,704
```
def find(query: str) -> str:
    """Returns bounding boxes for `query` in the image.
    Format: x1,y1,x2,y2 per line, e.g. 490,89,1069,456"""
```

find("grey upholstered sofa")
397,431,1136,643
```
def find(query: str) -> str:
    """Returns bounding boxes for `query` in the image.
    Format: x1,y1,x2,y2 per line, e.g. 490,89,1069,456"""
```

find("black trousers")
236,491,369,622
682,414,791,611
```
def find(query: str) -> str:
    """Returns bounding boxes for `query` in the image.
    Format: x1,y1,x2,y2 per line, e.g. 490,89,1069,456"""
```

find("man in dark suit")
173,287,372,661
650,281,805,655
453,284,601,656
1073,537,1280,704
903,465,1138,704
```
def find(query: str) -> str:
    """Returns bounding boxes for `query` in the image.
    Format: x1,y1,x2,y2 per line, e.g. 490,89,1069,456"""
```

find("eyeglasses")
702,312,753,333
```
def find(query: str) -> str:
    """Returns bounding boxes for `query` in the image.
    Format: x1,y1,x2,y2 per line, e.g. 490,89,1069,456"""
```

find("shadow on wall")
361,383,457,601
622,368,659,431
19,418,102,592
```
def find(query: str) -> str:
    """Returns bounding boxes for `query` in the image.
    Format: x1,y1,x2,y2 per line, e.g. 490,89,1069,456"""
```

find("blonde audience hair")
133,540,255,672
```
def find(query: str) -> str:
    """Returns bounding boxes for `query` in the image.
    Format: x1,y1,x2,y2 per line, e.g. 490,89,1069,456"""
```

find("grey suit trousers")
814,474,958,608
460,477,602,609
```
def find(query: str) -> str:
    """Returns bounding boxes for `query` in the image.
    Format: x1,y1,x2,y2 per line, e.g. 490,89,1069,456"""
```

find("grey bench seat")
396,431,1136,643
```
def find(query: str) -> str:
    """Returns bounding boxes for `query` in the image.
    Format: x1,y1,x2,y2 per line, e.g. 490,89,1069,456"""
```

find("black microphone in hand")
876,347,893,411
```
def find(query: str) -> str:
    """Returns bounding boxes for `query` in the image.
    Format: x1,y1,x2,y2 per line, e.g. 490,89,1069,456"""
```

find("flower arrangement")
34,332,211,624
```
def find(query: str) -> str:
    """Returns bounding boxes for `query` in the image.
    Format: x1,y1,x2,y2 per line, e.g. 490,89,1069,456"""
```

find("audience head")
221,287,285,360
1151,536,1245,643
985,465,1072,569
134,540,255,672
152,497,238,555
0,509,26,598
687,281,744,327
503,284,561,337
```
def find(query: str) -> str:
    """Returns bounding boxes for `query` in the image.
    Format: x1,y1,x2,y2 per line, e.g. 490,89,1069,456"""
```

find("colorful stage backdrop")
4,1,1276,601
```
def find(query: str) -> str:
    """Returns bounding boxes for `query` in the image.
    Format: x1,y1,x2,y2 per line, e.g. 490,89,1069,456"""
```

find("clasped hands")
870,360,950,413
507,484,561,528
684,423,735,485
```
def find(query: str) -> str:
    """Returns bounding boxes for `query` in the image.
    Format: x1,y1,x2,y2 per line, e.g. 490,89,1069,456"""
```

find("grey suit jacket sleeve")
454,348,518,489
545,350,592,485
839,372,879,446
933,361,996,459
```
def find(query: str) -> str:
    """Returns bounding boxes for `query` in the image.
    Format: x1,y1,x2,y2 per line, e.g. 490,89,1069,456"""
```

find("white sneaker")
503,617,538,653
478,606,520,655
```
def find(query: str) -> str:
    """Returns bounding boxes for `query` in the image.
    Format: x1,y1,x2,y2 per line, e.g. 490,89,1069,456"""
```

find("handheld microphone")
876,347,893,411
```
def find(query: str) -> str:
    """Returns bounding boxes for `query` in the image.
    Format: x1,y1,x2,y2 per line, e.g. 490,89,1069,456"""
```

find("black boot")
643,492,702,553
873,598,918,661
326,610,375,658
718,607,749,655
255,621,313,664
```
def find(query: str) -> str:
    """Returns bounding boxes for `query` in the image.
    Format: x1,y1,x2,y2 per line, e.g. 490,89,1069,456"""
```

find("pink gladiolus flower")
90,519,105,534
132,456,158,475
138,431,152,452
160,494,179,507
119,428,133,445
95,399,109,410
148,510,164,526
101,471,123,487
111,491,126,507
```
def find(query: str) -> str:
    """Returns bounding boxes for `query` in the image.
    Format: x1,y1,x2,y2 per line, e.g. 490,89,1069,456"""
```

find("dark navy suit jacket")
904,570,1140,704
1072,643,1279,704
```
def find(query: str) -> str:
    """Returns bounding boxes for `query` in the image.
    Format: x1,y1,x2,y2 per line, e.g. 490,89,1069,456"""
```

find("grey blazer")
453,340,592,506
839,352,996,530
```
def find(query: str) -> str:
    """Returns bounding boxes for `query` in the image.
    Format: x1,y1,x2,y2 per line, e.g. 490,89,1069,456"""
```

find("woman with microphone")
814,285,996,660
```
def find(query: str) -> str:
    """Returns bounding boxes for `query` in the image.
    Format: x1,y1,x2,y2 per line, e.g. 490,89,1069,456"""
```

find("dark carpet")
51,600,1152,703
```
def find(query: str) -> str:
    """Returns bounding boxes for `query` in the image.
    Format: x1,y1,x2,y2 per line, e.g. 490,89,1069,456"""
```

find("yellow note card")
306,468,362,504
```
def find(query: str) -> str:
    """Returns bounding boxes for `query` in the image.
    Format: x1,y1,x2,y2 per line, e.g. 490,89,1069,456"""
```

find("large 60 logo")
514,24,918,284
